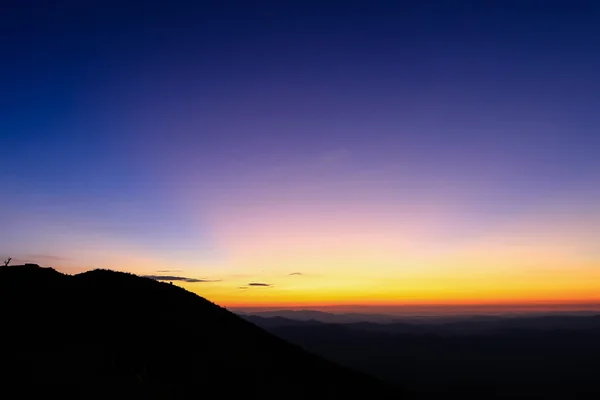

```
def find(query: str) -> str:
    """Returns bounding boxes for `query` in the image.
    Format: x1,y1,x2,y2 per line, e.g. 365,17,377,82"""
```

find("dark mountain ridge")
238,309,600,327
0,265,405,399
242,313,600,335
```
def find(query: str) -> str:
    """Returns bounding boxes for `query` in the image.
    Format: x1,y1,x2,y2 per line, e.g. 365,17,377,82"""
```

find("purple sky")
2,1,600,306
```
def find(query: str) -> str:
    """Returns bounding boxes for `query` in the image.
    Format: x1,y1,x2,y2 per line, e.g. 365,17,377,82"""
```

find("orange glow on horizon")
27,177,600,314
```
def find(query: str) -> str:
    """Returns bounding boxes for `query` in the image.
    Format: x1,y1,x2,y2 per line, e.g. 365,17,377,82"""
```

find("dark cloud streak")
248,282,272,287
143,275,221,283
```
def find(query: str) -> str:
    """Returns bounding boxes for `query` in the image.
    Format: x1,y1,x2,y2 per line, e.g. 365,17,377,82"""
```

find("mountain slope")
0,265,406,399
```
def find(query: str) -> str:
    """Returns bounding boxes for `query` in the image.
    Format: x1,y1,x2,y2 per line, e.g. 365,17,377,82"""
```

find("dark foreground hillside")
0,265,406,400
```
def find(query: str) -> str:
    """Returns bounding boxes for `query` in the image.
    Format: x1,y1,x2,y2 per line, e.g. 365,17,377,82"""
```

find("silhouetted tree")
3,257,11,267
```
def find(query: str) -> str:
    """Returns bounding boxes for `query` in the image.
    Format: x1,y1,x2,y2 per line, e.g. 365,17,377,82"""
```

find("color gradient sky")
2,1,600,310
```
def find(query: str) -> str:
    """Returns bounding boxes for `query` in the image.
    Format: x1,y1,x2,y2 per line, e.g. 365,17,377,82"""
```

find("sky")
2,1,600,311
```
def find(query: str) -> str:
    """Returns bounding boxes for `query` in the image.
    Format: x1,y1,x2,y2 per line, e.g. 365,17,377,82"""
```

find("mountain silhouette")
0,264,406,399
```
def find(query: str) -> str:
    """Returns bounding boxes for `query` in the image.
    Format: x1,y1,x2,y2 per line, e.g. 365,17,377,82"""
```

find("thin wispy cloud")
248,282,272,287
156,269,182,272
318,148,351,165
28,254,67,261
288,272,303,276
143,275,221,283
227,273,257,279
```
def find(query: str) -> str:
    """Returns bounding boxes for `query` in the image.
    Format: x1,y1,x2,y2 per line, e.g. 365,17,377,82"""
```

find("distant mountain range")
239,312,600,399
238,310,600,334
0,264,404,399
235,308,600,326
235,309,403,323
